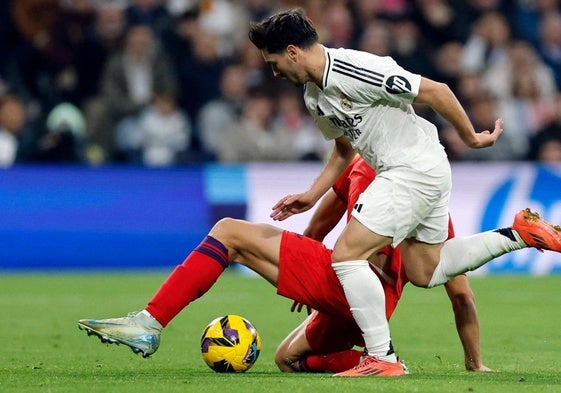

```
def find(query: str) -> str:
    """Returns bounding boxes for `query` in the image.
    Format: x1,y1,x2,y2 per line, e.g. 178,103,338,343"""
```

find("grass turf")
1,271,561,392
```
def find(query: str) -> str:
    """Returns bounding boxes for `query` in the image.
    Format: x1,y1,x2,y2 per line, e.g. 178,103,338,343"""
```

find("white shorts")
351,160,452,247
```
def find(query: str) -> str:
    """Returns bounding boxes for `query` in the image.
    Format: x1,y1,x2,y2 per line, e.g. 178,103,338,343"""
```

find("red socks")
299,349,362,373
145,236,229,326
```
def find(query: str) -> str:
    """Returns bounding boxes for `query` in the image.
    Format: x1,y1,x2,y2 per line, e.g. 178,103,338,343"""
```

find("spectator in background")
217,90,295,162
390,16,436,79
530,128,561,162
484,40,557,102
272,88,330,161
84,23,177,163
441,92,529,161
198,63,249,159
244,0,276,21
461,12,511,74
0,0,12,77
125,0,173,39
30,102,86,162
0,0,560,166
348,0,408,42
411,0,469,48
510,0,560,49
322,2,355,49
197,0,249,58
72,2,127,107
357,19,392,57
464,0,509,26
42,0,97,106
0,94,28,167
432,41,464,92
116,92,192,166
9,0,59,108
529,92,561,162
538,12,561,90
176,26,227,132
456,72,486,106
500,71,555,139
161,7,199,80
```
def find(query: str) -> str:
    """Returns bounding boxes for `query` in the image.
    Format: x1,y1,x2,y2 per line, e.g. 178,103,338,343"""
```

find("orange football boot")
333,355,408,377
512,208,561,253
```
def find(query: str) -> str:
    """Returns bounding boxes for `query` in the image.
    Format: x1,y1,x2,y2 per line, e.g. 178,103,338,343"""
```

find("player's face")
262,49,307,87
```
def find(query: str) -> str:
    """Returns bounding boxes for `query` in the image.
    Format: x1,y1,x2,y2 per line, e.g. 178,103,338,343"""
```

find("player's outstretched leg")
334,354,409,377
78,311,162,358
512,208,561,252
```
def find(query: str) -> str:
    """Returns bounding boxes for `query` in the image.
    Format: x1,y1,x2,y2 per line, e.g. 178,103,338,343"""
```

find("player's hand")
472,118,503,148
290,301,312,315
271,192,315,221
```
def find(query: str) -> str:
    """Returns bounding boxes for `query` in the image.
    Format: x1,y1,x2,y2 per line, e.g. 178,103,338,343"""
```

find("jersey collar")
321,46,331,90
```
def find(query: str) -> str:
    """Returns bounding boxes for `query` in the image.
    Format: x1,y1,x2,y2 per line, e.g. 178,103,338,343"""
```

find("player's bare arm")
414,77,503,148
303,189,346,241
270,136,354,221
443,275,491,372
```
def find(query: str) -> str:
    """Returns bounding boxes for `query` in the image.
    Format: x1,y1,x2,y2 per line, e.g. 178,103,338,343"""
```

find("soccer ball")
200,314,261,373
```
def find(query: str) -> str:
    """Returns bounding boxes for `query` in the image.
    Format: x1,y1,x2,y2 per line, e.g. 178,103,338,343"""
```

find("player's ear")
286,45,298,62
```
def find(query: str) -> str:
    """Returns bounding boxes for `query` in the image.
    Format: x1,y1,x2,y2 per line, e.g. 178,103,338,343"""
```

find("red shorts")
277,231,402,353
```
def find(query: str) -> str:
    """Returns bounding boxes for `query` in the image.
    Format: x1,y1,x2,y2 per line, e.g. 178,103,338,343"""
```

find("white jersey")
303,46,447,173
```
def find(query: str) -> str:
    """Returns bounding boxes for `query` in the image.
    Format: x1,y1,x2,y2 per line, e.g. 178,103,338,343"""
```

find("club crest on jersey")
339,93,352,111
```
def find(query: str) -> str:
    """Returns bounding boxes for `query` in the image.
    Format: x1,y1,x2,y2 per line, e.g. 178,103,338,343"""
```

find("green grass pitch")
1,271,561,393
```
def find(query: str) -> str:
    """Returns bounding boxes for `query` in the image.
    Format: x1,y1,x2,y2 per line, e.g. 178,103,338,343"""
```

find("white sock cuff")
140,309,163,329
332,260,368,270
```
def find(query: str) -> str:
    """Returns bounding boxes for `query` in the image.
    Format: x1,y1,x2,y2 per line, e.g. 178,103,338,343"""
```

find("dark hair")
248,8,318,54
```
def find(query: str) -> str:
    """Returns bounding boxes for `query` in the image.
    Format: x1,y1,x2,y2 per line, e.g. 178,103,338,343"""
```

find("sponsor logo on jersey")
328,114,363,141
384,75,411,94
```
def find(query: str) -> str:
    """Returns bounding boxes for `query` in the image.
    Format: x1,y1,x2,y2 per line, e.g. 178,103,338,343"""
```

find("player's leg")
214,219,284,286
144,218,283,325
331,218,396,367
275,312,363,373
275,315,314,372
399,209,561,287
78,218,284,357
332,172,445,377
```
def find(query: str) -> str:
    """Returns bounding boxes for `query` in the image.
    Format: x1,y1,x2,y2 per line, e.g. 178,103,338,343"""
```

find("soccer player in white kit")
249,8,561,377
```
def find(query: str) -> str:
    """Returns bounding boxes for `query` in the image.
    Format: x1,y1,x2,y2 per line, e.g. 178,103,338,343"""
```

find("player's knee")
209,218,242,244
331,247,354,262
450,291,476,312
408,275,431,288
274,349,296,372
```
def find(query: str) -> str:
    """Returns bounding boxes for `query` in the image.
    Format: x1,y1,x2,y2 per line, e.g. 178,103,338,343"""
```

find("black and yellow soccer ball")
200,314,261,372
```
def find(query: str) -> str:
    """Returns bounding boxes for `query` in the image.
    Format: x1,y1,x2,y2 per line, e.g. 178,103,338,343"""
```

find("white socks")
332,260,396,362
428,229,525,287
139,309,163,331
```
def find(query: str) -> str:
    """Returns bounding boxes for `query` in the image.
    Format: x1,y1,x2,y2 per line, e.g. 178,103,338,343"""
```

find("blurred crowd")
0,0,561,167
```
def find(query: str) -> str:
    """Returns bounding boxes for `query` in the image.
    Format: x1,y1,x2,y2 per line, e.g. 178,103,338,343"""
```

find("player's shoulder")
324,47,397,91
326,47,397,73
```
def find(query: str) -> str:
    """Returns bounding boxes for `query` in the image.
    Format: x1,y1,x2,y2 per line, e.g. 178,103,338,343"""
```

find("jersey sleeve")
336,52,421,107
